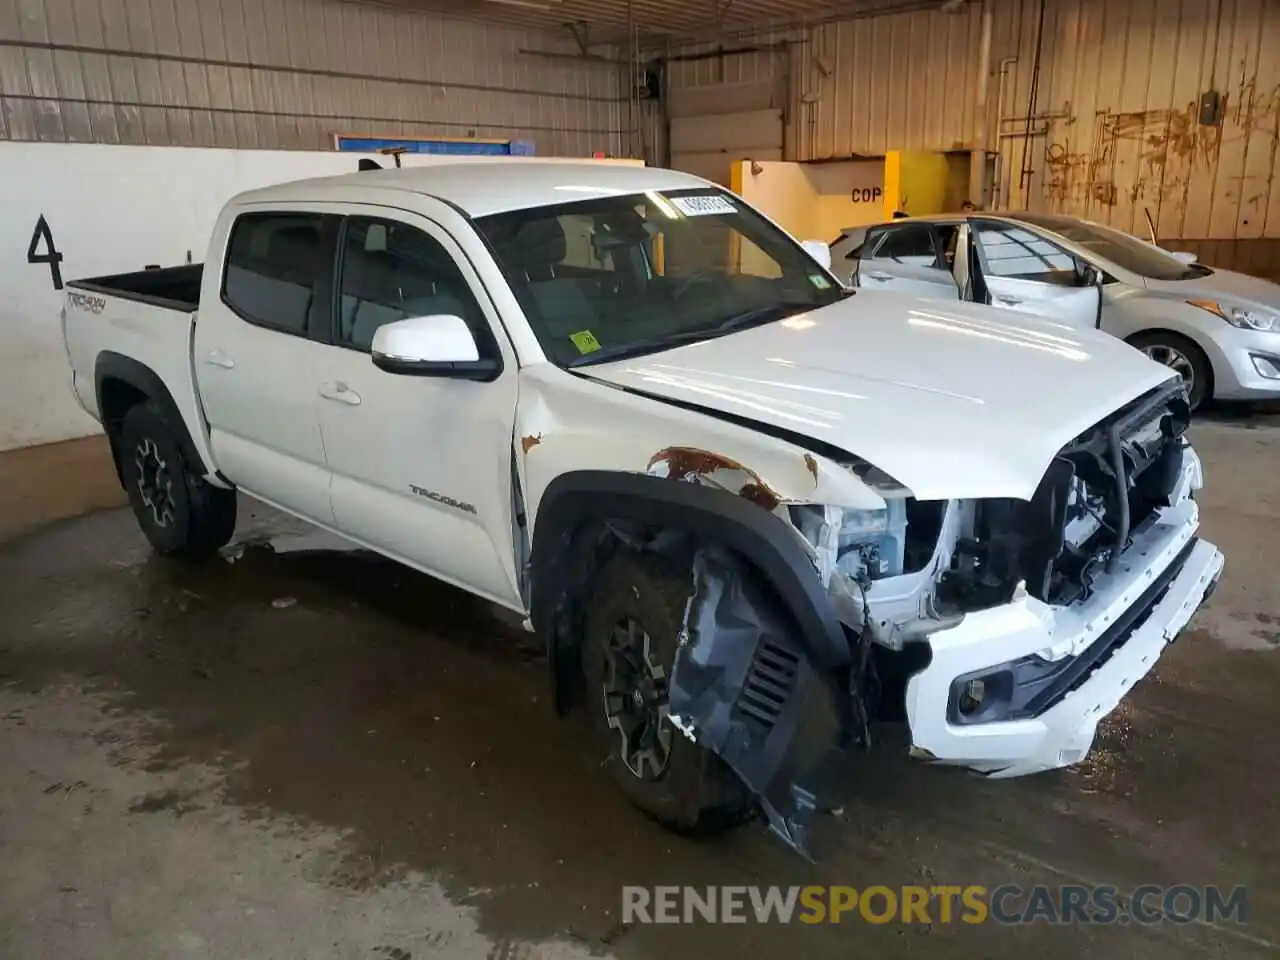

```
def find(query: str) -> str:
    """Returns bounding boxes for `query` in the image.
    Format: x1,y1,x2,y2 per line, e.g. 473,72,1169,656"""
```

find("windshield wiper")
566,328,721,368
713,303,809,332
566,302,821,369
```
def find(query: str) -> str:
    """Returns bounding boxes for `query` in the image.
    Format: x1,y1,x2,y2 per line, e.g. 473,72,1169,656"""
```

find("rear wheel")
118,400,237,558
1128,331,1213,411
581,554,752,833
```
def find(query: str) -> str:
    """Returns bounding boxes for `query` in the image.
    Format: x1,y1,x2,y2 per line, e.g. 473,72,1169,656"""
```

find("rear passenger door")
194,206,339,524
855,223,961,301
315,204,524,609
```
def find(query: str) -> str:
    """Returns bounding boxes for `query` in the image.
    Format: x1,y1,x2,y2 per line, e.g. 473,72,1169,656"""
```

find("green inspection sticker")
569,329,602,354
809,273,832,289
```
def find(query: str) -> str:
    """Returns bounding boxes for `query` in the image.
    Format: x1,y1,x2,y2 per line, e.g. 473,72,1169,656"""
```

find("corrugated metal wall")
992,0,1280,256
0,0,624,156
661,0,1280,274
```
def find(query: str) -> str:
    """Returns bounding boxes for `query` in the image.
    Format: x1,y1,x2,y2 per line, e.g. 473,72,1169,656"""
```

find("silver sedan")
830,212,1280,410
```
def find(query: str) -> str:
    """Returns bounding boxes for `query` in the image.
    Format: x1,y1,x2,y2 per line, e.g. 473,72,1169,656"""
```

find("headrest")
492,218,566,269
363,222,388,253
269,224,320,263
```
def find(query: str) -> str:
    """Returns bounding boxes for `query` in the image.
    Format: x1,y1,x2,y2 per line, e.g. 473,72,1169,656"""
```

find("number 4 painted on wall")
28,215,64,291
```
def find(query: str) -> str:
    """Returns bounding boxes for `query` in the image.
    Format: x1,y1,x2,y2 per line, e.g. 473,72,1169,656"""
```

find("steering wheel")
671,270,718,301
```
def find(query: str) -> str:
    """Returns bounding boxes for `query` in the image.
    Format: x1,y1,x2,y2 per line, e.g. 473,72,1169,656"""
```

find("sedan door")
968,220,1101,329
854,222,962,301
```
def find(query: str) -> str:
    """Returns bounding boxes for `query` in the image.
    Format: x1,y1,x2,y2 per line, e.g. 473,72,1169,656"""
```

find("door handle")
319,381,362,406
866,271,894,281
205,349,235,369
996,295,1023,306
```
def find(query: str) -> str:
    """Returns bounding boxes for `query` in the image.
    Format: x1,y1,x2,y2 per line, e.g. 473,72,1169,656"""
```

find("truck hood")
580,291,1177,501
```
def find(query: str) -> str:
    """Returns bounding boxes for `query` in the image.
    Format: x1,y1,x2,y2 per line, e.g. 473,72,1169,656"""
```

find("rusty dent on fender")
521,433,543,454
646,446,783,511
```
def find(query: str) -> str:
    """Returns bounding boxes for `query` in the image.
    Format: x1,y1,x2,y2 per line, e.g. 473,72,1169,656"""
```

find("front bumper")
1204,327,1280,400
903,498,1224,777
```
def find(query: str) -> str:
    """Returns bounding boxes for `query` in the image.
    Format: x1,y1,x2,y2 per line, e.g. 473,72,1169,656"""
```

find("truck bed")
62,265,212,476
70,264,204,313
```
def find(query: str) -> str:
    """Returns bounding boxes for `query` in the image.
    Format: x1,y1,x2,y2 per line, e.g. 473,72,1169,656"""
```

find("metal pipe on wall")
993,56,1017,208
969,1,993,204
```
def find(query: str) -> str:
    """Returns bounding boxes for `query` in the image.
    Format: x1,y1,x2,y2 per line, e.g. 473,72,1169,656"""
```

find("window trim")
219,211,340,340
328,212,505,379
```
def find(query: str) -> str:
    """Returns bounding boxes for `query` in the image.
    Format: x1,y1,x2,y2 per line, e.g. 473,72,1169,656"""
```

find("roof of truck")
230,159,714,219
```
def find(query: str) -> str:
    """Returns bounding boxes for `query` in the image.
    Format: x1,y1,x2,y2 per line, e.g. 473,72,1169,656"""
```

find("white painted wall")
0,143,643,453
0,144,393,450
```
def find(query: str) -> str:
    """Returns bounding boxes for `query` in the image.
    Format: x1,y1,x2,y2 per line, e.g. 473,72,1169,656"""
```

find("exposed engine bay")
792,377,1195,650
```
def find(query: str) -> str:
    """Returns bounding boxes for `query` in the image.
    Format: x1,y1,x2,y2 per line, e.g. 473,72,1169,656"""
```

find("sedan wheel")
1142,343,1197,388
1128,332,1212,412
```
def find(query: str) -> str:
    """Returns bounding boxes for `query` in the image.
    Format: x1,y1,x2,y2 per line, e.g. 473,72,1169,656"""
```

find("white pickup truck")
62,160,1224,856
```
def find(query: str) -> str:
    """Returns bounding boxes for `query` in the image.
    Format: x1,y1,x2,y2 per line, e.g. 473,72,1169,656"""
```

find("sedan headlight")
1188,298,1280,332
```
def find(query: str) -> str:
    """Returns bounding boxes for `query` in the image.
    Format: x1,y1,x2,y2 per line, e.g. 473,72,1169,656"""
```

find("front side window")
337,217,488,352
222,212,333,335
974,222,1076,281
475,189,845,367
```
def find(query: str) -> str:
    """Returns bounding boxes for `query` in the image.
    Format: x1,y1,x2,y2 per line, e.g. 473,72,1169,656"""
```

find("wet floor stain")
1,498,1279,958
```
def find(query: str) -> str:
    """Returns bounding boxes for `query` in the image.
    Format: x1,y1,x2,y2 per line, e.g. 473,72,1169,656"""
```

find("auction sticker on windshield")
569,329,602,354
670,195,737,217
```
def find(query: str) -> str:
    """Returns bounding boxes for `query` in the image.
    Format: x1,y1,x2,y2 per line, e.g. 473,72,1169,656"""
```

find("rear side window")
869,225,939,267
222,212,333,335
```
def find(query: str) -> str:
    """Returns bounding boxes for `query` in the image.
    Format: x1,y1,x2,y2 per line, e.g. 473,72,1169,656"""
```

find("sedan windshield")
1006,212,1211,281
475,189,846,367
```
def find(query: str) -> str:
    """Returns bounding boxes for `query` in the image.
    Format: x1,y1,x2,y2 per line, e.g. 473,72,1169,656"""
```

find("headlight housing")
1188,298,1280,332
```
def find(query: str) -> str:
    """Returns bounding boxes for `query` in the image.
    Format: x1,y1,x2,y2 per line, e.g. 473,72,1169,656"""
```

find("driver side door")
314,203,524,610
966,220,1100,329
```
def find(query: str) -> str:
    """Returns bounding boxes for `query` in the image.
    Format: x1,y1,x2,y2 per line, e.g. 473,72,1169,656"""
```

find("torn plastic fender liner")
670,546,850,859
530,471,854,715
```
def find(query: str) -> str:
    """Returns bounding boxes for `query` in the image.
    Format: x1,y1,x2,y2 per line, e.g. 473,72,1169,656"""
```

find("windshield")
475,188,846,367
1006,212,1211,281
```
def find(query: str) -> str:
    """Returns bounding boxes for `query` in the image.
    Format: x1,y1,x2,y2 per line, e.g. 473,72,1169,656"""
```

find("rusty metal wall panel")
650,0,1278,241
991,0,1280,241
0,0,624,155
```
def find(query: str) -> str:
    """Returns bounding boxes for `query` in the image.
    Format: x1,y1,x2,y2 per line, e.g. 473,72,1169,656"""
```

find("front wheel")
1128,331,1213,411
580,554,753,834
118,400,237,558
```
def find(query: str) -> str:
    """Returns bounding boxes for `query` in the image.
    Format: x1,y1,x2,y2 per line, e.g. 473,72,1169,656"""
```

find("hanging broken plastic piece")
667,546,852,859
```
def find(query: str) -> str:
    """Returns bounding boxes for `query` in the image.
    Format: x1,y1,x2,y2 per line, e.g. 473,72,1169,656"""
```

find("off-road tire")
581,553,754,834
118,399,237,558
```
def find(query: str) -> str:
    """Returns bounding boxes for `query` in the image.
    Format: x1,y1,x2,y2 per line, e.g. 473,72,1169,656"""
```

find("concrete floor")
2,419,1279,959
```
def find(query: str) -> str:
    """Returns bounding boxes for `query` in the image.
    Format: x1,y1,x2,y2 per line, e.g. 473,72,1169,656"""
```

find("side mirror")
800,239,833,271
371,315,499,381
1169,250,1198,265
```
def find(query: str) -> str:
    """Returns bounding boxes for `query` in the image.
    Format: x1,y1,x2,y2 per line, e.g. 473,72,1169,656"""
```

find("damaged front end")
657,377,1221,855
